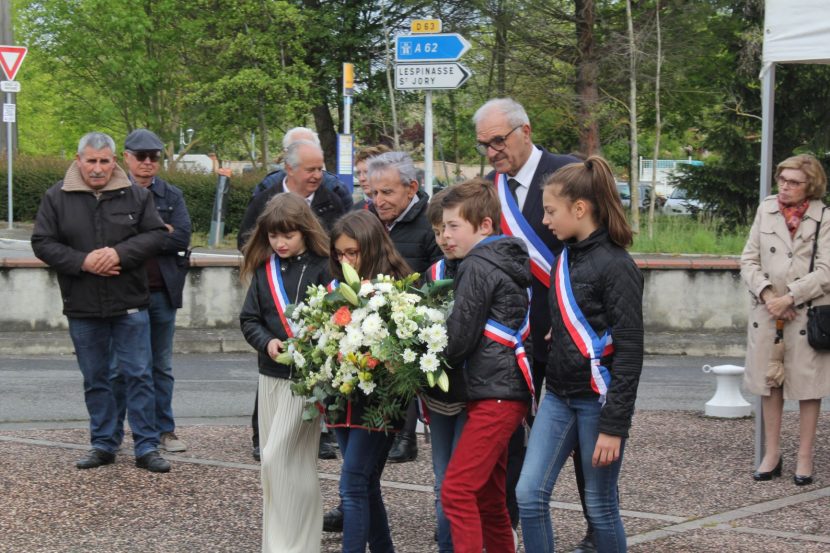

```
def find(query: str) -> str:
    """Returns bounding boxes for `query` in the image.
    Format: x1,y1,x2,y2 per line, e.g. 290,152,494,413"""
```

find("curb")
0,328,746,357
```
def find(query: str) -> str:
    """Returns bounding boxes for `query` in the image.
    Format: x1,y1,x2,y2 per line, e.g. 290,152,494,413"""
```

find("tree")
183,0,313,166
626,0,640,233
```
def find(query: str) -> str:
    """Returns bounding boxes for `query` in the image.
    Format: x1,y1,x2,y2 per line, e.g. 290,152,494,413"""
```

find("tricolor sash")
326,279,340,293
553,248,615,405
265,254,298,338
428,259,446,281
483,307,536,413
495,173,555,287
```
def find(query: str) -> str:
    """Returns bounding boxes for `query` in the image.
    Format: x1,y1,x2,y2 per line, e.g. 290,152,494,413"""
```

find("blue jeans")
429,410,467,553
111,292,178,441
68,310,158,457
516,393,626,553
333,428,396,553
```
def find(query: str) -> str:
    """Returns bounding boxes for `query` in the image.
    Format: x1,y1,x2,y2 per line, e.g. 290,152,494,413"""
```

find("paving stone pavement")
1,410,829,552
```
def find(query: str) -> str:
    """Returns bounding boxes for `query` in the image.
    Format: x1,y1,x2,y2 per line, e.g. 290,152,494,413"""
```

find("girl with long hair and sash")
516,157,644,553
239,193,331,553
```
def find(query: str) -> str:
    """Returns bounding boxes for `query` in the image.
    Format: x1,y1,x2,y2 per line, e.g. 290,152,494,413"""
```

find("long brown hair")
240,193,330,281
329,211,411,280
544,156,633,248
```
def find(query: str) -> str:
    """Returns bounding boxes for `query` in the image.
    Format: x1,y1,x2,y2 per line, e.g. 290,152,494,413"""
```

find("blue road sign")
395,33,471,62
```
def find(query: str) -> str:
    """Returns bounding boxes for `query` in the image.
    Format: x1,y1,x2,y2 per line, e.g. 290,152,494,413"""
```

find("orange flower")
332,306,352,326
365,355,379,369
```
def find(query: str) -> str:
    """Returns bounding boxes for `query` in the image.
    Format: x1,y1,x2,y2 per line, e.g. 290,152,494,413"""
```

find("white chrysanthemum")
415,305,429,316
367,294,387,311
374,282,394,294
361,313,384,338
419,352,440,373
391,311,408,326
359,282,374,297
340,329,363,354
358,380,377,395
421,324,448,352
402,349,417,363
402,292,421,305
292,351,307,368
351,307,368,323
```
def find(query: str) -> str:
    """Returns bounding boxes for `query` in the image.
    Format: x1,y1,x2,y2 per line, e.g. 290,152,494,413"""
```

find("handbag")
806,208,830,349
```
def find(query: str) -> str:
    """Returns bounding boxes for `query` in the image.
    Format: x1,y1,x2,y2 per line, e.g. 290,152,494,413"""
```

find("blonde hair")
775,154,827,200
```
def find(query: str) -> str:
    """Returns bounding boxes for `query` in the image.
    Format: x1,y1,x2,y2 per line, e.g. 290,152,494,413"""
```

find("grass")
631,215,749,255
118,218,752,256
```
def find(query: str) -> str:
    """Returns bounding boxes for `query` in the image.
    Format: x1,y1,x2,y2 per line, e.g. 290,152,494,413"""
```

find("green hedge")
0,156,267,235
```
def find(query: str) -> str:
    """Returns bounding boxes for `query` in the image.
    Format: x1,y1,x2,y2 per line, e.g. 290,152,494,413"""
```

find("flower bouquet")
276,262,453,430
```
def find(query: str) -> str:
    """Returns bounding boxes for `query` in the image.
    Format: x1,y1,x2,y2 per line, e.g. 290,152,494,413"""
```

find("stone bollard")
702,364,752,418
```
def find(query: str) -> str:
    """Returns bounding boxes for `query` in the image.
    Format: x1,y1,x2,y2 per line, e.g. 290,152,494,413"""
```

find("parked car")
616,182,666,210
662,187,705,216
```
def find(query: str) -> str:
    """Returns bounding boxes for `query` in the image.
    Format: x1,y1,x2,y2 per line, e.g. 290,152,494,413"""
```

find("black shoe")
753,458,782,481
135,450,171,473
252,446,261,462
571,531,598,553
323,507,343,532
318,438,338,460
794,474,814,486
75,448,116,470
387,432,417,463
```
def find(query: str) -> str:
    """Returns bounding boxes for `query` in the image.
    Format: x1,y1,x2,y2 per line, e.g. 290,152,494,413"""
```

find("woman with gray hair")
742,153,830,486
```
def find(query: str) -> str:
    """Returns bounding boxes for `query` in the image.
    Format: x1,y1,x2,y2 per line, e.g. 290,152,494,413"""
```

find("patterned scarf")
778,198,809,237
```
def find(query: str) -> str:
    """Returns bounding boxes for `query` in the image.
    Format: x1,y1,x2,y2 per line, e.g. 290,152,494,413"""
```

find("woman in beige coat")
741,154,830,486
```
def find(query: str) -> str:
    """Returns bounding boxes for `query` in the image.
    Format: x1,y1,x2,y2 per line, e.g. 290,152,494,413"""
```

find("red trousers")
440,399,528,553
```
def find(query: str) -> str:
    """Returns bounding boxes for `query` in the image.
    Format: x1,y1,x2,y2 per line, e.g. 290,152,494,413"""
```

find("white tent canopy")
758,0,830,200
762,1,830,65
755,0,830,465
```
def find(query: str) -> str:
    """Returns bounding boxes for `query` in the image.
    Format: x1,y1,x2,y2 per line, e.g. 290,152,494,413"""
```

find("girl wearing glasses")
239,193,331,553
327,210,412,553
742,153,830,486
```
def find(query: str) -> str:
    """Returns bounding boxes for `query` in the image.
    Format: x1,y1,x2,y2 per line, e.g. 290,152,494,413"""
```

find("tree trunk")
575,0,601,156
494,0,508,96
648,0,662,238
381,2,400,149
259,102,270,170
626,0,640,234
313,102,338,172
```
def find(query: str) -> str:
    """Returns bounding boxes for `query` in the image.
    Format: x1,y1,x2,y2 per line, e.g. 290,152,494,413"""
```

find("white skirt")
258,374,322,553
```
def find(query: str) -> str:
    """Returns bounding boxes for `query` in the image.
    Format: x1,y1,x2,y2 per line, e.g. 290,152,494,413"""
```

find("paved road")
2,352,790,429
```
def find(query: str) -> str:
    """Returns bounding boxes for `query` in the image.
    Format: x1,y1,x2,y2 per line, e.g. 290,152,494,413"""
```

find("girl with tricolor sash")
516,157,644,553
239,192,331,553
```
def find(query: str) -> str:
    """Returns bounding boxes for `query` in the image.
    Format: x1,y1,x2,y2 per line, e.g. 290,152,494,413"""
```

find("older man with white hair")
250,126,353,209
31,132,171,473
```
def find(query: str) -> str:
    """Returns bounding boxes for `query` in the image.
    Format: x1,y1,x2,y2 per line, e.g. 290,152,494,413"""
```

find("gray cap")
124,129,164,152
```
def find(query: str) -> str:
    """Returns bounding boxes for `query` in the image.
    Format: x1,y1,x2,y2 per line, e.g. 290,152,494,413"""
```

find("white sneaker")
512,527,519,550
160,431,187,452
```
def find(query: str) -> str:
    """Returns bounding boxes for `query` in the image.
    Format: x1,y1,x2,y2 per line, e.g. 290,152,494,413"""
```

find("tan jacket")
741,195,830,399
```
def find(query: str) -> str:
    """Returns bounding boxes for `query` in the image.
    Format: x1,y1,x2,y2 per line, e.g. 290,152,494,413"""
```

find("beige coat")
741,195,830,399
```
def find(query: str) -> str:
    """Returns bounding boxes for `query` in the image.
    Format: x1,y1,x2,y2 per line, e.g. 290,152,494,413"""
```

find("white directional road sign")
395,33,471,62
395,62,471,90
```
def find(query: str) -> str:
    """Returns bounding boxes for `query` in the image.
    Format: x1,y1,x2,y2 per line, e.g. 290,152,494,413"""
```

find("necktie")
507,178,521,206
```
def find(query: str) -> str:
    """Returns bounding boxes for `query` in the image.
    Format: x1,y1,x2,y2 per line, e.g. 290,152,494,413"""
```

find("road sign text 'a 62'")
395,34,471,62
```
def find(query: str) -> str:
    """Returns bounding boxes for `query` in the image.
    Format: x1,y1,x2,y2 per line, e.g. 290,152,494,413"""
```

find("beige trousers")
258,374,322,553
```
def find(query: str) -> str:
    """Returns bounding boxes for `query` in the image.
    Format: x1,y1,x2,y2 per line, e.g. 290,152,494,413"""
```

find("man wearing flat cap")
108,129,193,455
32,132,171,472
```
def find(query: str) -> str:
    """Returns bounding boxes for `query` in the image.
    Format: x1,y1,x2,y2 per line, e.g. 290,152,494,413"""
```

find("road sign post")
0,45,27,230
393,26,471,198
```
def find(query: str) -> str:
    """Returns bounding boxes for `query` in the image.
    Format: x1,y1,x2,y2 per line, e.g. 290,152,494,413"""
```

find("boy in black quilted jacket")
439,178,533,553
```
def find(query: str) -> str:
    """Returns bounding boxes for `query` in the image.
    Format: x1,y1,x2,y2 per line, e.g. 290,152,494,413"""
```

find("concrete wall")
0,259,749,335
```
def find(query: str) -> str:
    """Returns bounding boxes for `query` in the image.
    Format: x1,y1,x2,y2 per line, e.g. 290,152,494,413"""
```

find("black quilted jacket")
546,228,644,437
445,236,533,402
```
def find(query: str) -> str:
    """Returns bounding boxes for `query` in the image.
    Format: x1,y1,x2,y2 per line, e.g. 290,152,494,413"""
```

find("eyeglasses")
335,249,360,261
475,125,522,156
128,150,162,162
776,175,807,189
